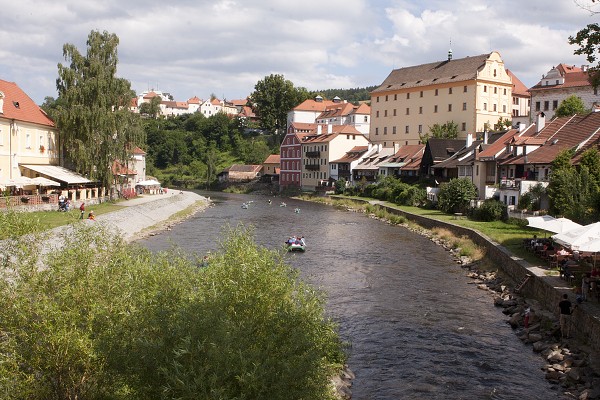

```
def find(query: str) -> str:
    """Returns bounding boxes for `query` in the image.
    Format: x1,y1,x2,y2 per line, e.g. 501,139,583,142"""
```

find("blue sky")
1,0,598,104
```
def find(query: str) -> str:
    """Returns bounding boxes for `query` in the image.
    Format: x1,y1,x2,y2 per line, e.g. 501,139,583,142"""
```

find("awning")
135,179,161,186
30,177,61,187
0,176,35,188
21,165,92,185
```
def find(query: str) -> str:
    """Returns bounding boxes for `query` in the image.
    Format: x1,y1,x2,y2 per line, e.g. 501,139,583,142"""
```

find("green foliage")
248,74,310,141
367,176,426,206
420,121,459,143
493,117,512,131
0,224,345,399
518,183,546,212
473,199,506,222
55,30,144,189
569,21,600,88
311,86,377,104
437,178,478,214
334,178,346,194
555,95,588,117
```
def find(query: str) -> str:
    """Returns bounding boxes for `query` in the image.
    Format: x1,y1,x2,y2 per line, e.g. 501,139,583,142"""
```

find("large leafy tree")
420,121,458,143
248,74,310,142
55,30,143,190
555,95,588,117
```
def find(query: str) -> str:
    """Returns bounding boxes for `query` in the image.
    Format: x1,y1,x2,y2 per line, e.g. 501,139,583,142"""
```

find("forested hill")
312,85,378,103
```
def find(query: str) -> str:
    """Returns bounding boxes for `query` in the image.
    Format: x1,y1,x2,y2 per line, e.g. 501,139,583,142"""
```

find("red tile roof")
530,63,592,91
293,98,335,112
0,79,55,127
187,96,201,104
351,103,371,114
506,69,529,97
263,154,280,164
316,102,355,120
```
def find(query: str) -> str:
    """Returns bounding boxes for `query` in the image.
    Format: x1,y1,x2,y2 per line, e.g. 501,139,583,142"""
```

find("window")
504,88,507,95
393,126,397,134
419,106,423,114
435,89,439,96
494,69,497,77
420,91,423,97
384,127,388,135
418,124,422,133
503,105,507,113
462,122,466,131
406,108,410,115
384,110,388,117
364,116,368,122
493,104,497,112
494,87,497,94
377,97,380,103
484,85,487,92
463,102,467,111
376,111,379,117
375,127,379,135
394,94,397,100
393,109,397,116
26,133,31,149
434,105,438,113
385,95,388,101
544,101,549,111
483,103,487,111
448,104,452,112
406,93,410,99
464,86,467,92
405,125,409,134
449,87,453,94
535,101,540,111
553,100,558,110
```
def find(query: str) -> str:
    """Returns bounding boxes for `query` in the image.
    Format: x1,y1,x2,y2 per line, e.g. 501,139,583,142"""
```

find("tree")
493,117,512,131
569,19,600,87
437,178,478,214
248,74,310,142
138,95,162,119
55,30,144,191
420,121,458,143
555,95,588,117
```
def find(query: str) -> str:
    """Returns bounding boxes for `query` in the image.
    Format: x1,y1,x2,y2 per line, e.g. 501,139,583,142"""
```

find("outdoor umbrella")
538,217,582,234
552,222,600,249
527,215,557,230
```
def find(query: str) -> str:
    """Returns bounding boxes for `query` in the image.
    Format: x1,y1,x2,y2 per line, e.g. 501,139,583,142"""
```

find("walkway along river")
140,191,568,399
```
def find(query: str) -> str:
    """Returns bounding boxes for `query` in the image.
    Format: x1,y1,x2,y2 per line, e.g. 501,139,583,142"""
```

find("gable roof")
331,146,370,163
263,154,280,164
229,164,262,173
424,138,465,163
530,63,592,91
292,98,335,112
506,69,529,97
372,53,492,94
0,79,55,127
351,103,371,115
316,102,356,120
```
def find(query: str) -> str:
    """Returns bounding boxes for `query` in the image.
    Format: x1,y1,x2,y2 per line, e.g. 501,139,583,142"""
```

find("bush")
474,199,506,221
437,178,478,214
0,224,345,399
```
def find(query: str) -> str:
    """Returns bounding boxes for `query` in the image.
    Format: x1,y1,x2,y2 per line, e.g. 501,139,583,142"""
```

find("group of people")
58,194,71,212
285,236,306,246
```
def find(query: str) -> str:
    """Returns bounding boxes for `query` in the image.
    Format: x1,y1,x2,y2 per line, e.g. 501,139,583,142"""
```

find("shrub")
475,199,506,221
437,178,478,214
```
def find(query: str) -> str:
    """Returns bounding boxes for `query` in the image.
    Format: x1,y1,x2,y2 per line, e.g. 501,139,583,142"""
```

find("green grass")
26,202,126,231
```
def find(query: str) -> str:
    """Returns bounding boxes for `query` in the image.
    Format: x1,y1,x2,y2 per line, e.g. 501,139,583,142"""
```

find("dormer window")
13,101,19,108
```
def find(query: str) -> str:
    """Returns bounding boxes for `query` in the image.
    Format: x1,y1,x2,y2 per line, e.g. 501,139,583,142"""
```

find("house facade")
279,122,315,190
529,64,600,121
507,69,530,127
370,51,514,147
301,125,369,191
262,154,280,179
0,80,59,184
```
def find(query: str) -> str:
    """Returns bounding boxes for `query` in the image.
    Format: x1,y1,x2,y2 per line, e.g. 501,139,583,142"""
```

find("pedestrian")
79,202,85,219
558,293,576,339
582,273,591,302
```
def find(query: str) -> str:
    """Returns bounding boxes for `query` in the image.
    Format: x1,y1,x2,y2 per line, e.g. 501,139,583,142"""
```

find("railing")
305,151,320,158
305,164,320,171
500,179,521,190
0,194,58,208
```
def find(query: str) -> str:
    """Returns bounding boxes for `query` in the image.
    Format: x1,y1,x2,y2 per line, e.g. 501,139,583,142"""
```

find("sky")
1,0,598,105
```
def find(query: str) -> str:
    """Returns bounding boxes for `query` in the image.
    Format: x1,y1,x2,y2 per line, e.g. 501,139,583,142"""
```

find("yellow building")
0,80,59,184
370,51,513,147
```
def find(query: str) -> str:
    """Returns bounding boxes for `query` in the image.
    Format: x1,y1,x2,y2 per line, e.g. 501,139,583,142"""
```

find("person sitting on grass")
87,210,96,221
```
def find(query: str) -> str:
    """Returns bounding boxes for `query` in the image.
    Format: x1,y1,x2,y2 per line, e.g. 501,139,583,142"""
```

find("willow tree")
55,30,143,193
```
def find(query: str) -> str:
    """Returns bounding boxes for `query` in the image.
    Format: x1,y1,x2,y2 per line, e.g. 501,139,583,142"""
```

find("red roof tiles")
0,79,55,127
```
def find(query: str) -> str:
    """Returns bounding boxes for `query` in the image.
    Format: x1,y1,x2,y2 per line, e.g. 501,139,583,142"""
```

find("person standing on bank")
79,202,85,219
558,293,577,339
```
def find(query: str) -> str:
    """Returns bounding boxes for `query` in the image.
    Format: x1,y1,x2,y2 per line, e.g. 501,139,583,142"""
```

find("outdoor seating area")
526,216,600,302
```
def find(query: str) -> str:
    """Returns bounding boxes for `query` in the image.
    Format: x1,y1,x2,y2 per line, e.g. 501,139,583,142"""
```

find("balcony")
306,151,320,158
305,164,320,171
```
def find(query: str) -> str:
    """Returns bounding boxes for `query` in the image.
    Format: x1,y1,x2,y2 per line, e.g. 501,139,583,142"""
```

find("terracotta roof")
211,98,221,105
188,96,201,104
240,106,256,118
506,69,529,97
351,103,371,114
354,147,396,170
293,98,335,112
331,146,370,163
263,154,280,164
0,79,55,127
132,146,146,155
372,53,492,93
228,164,262,173
230,99,248,106
130,97,138,107
143,91,159,99
316,102,355,120
530,63,592,91
112,160,137,176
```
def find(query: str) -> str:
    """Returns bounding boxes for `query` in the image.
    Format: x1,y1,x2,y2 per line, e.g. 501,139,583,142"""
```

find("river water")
140,191,566,399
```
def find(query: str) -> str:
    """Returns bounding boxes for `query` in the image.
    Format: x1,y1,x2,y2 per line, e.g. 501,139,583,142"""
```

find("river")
140,191,566,399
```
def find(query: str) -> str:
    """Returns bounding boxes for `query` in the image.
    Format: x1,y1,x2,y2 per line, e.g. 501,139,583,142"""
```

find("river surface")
140,191,566,399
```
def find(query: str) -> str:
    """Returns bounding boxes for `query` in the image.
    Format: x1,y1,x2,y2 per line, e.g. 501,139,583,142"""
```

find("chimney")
536,112,545,133
448,48,453,61
394,142,400,153
519,122,527,132
466,132,473,147
377,143,382,152
483,130,489,145
327,124,332,134
317,125,322,135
